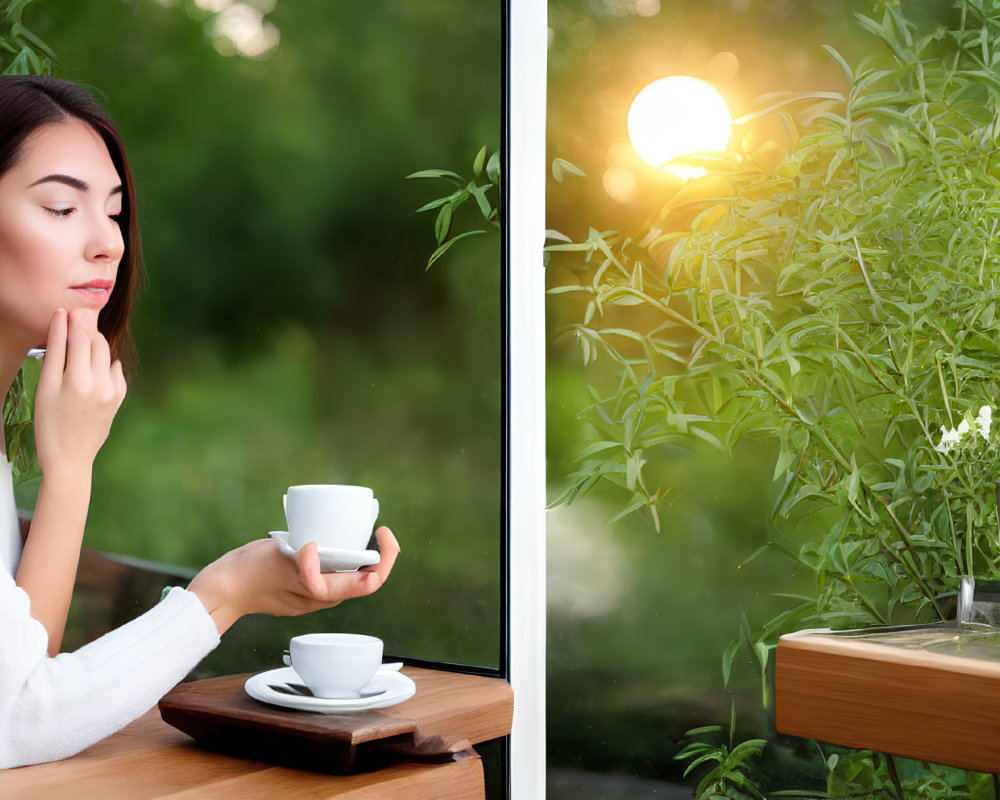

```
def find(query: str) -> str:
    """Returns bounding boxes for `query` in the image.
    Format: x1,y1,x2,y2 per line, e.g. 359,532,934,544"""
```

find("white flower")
936,424,963,453
935,407,994,453
977,405,993,440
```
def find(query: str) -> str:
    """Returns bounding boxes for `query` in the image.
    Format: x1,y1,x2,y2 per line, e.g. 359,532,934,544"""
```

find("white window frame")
507,0,547,796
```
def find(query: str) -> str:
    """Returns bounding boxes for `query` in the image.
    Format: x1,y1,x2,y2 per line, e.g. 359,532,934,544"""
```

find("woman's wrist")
187,567,242,636
32,468,92,540
37,456,95,487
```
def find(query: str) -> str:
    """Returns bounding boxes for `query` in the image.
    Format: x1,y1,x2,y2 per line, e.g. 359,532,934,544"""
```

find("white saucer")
245,667,415,713
268,531,380,573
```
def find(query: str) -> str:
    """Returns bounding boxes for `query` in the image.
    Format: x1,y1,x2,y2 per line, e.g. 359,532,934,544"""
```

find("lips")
72,279,114,291
70,279,114,306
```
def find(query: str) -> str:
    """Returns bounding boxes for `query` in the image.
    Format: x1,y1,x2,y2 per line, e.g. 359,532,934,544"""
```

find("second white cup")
284,484,379,552
289,633,383,699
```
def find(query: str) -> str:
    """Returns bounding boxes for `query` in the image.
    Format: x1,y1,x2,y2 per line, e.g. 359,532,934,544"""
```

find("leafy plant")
0,0,55,76
406,145,500,269
545,0,1000,794
804,747,1000,799
2,363,37,485
676,702,768,799
0,0,55,483
550,0,1000,630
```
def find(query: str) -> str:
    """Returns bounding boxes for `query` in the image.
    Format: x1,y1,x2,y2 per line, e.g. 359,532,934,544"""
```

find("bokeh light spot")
635,0,661,16
602,166,638,203
708,51,740,83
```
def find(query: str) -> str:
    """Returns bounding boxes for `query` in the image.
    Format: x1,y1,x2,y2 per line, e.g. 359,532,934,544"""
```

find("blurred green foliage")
11,0,502,669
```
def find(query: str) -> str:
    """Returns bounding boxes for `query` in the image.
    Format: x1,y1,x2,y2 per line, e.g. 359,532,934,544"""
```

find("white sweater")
0,458,220,768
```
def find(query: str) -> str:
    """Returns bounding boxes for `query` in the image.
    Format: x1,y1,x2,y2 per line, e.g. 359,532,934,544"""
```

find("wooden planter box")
775,625,1000,772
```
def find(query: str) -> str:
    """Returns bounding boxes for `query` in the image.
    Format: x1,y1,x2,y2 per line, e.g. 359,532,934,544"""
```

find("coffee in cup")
289,633,383,699
284,484,379,552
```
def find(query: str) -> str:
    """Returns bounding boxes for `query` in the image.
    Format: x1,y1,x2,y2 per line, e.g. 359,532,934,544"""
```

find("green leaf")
434,202,454,244
10,22,55,60
467,181,494,220
472,145,488,177
607,491,649,525
415,196,452,213
425,230,486,269
682,752,723,777
545,241,598,252
821,44,854,87
406,168,464,185
847,458,861,506
575,440,621,460
625,449,645,491
683,725,725,737
688,426,725,451
772,446,796,481
545,229,572,243
486,151,501,184
552,157,586,182
722,639,740,687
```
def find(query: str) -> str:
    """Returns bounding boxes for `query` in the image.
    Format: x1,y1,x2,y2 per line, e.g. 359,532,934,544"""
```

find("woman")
0,75,400,768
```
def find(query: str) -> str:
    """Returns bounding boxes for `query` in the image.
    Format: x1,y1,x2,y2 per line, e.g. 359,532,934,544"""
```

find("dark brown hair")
0,75,143,372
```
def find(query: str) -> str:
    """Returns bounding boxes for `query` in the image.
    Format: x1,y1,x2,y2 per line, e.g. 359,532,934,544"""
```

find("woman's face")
0,118,124,349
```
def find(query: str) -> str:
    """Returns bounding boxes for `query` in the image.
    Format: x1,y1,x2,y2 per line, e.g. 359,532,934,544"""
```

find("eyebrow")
28,173,123,195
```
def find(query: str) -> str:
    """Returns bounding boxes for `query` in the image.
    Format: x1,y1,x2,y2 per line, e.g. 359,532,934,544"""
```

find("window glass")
546,1,962,796
21,0,502,672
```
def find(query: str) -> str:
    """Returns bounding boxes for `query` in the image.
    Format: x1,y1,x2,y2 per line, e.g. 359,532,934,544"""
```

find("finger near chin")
112,361,127,399
66,309,96,381
39,309,68,376
91,327,112,375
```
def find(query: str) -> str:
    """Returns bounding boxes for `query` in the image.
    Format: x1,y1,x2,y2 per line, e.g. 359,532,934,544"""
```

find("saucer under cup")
245,666,415,713
290,632,383,699
269,531,379,572
284,484,379,552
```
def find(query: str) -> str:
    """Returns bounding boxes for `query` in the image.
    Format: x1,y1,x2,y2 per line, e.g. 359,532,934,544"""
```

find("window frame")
506,0,548,796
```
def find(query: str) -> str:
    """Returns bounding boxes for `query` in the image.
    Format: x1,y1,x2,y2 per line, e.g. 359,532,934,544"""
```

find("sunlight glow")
664,164,708,181
627,76,731,171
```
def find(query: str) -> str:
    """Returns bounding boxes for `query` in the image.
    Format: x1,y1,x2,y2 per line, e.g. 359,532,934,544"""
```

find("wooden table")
776,628,1000,773
0,667,513,799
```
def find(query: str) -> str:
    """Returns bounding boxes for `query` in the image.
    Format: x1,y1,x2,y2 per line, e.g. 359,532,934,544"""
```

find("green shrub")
547,0,1000,794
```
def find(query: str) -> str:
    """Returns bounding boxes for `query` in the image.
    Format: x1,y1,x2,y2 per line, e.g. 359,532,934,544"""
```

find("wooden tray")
775,627,1000,772
158,666,513,773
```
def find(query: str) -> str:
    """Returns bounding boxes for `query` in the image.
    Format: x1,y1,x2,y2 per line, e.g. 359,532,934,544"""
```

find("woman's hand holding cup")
187,526,400,636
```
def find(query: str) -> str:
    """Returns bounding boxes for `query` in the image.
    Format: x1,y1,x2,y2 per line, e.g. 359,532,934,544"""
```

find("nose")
85,214,125,264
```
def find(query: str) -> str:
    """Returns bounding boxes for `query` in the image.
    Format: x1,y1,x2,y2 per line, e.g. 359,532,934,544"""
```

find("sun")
627,76,732,176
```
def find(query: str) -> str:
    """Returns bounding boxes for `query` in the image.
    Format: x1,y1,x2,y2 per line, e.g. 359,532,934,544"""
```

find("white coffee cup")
289,633,383,699
284,484,379,552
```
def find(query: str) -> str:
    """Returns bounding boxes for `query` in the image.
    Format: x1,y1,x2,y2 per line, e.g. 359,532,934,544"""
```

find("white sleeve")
0,580,220,768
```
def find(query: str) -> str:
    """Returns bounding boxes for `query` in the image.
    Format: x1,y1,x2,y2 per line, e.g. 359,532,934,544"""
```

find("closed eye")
43,207,74,218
